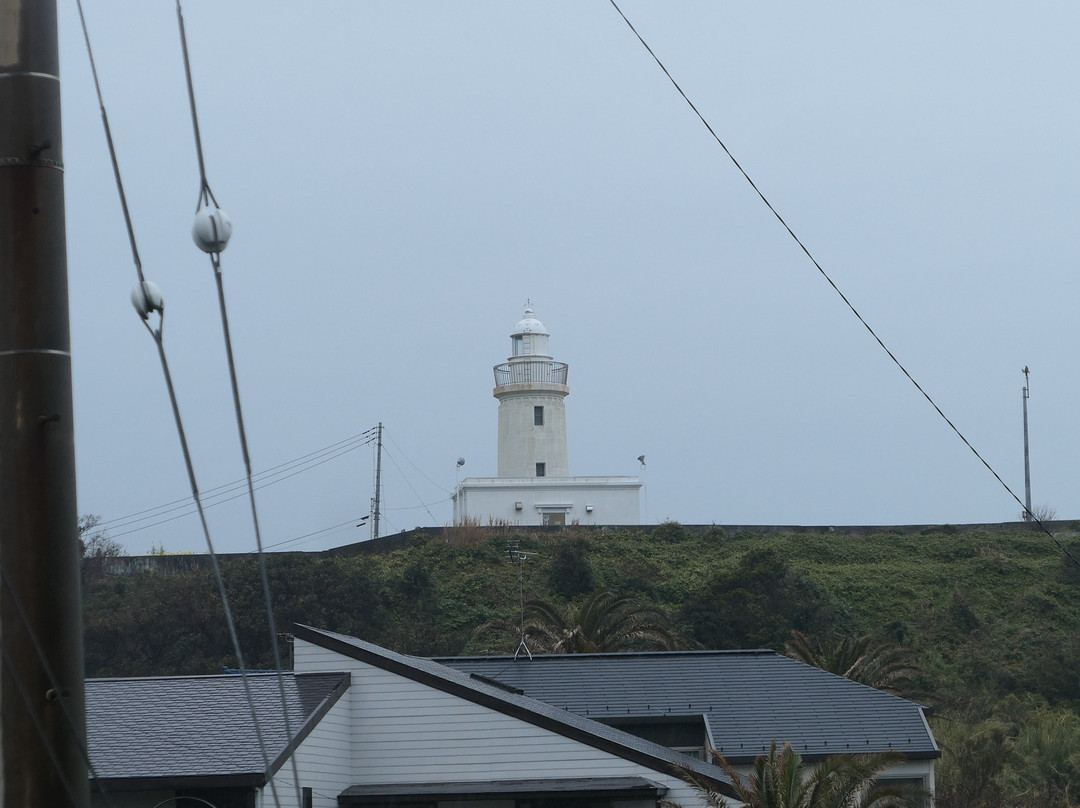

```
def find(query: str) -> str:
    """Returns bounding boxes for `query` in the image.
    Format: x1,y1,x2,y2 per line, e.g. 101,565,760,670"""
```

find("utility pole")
371,422,382,540
0,1,89,805
1022,366,1032,521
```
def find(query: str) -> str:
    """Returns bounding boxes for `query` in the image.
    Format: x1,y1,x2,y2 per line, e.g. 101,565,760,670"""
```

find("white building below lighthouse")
452,307,642,527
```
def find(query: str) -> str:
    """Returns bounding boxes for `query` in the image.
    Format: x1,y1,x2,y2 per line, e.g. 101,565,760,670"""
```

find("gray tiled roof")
294,625,736,794
435,650,939,763
87,670,348,784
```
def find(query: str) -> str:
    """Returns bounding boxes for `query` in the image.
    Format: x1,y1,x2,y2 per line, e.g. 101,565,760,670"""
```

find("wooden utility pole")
1022,366,1032,520
372,422,383,539
0,1,89,805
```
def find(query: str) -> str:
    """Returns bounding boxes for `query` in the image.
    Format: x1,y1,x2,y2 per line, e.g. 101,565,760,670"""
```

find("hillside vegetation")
83,523,1080,807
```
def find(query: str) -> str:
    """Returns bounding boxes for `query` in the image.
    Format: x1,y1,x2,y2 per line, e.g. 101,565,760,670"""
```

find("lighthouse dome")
512,306,549,337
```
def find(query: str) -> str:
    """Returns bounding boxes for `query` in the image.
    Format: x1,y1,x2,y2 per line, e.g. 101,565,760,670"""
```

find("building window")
536,462,546,477
534,406,544,426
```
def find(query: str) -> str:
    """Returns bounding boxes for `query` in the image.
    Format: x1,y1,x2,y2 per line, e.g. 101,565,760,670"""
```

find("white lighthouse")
453,305,642,527
494,307,570,478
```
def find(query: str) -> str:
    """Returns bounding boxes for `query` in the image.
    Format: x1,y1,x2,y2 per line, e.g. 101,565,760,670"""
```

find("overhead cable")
607,0,1078,567
175,2,301,801
76,2,285,803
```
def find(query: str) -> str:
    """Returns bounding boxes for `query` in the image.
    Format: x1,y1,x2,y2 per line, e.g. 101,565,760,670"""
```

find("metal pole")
372,422,382,540
1022,366,1032,520
0,1,89,805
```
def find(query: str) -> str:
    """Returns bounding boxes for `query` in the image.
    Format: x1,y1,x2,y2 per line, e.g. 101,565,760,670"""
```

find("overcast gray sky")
60,1,1080,555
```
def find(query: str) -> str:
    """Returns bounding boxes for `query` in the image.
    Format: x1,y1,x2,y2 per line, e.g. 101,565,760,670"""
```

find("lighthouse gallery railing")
493,360,568,387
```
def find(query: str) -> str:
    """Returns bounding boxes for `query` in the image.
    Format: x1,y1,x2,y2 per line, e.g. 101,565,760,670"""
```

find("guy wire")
76,3,285,803
0,565,117,808
175,2,302,801
607,0,1078,568
74,0,144,282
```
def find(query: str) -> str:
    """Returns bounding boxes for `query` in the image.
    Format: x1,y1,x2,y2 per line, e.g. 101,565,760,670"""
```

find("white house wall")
293,638,727,807
260,683,354,808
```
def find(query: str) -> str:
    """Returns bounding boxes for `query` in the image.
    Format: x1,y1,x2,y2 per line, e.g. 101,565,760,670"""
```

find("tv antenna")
506,540,537,660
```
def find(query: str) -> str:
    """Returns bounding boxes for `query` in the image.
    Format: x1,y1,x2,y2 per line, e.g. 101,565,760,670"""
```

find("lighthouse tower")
452,305,642,527
494,307,570,478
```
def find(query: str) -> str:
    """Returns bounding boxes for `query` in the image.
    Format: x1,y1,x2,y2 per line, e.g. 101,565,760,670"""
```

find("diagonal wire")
0,644,82,806
143,317,285,805
75,3,286,802
176,0,216,211
263,517,371,551
74,0,144,283
99,427,377,530
386,431,452,494
104,435,377,540
606,0,1079,567
383,497,452,513
381,446,439,524
175,2,303,802
0,565,118,808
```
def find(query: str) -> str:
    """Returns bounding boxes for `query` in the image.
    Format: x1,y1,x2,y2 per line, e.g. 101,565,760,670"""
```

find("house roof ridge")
432,648,779,662
88,670,300,684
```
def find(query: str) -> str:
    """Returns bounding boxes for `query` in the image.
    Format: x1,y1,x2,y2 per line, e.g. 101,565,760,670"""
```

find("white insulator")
131,281,164,320
192,206,233,253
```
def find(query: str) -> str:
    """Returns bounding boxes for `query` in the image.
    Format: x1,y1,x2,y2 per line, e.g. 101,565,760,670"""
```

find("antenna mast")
371,422,383,539
1022,367,1032,520
0,0,89,803
507,541,536,660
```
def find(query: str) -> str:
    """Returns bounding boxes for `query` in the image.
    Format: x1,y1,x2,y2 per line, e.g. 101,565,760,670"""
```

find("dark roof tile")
436,650,938,763
87,671,348,783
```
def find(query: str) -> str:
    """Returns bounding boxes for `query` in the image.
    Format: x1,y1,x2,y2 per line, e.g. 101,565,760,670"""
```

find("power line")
263,517,369,551
0,565,116,808
386,431,451,495
98,429,377,528
607,0,1079,568
101,435,377,537
384,497,452,513
174,1,301,802
76,2,291,801
382,445,439,525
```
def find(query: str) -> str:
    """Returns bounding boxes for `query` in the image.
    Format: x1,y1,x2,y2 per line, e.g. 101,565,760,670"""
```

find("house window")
534,406,544,426
543,512,565,526
536,462,546,477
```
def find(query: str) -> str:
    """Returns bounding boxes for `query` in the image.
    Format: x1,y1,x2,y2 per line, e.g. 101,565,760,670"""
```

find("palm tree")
785,630,920,698
671,741,928,808
521,590,680,653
